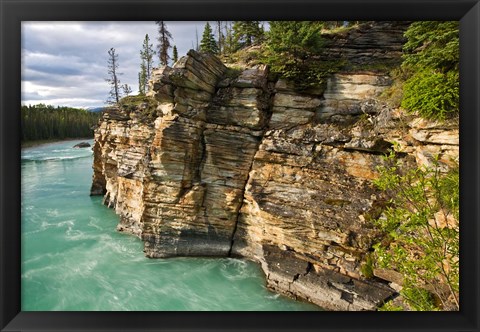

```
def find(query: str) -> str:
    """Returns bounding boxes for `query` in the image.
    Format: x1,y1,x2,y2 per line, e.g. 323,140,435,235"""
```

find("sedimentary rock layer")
92,50,274,258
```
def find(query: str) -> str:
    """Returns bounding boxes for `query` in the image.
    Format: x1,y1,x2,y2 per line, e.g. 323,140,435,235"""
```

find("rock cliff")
90,22,458,310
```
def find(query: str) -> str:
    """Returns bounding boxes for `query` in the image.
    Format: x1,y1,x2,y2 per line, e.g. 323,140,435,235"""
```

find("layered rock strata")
91,50,273,257
320,21,411,69
90,23,458,310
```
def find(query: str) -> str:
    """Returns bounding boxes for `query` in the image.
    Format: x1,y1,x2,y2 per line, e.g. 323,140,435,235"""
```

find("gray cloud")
22,91,43,101
22,21,210,108
28,64,83,77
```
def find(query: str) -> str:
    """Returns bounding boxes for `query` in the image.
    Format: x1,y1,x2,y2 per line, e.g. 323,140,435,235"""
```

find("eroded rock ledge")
90,22,458,310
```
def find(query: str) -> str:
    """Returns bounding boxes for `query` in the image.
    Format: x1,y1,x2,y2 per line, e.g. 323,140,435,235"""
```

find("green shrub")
400,21,459,120
264,52,341,90
118,94,158,121
119,94,154,106
360,253,375,279
378,302,404,311
401,286,438,311
373,150,459,311
401,69,459,120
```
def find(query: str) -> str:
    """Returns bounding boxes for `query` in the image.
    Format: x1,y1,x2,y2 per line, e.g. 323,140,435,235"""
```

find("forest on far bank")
21,104,101,142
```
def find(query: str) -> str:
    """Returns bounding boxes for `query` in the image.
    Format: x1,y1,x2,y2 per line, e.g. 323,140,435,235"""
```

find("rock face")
320,21,411,68
73,142,91,148
91,50,272,257
90,22,458,310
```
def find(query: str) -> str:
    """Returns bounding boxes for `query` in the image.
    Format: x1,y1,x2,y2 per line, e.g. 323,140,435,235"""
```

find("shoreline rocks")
73,142,91,148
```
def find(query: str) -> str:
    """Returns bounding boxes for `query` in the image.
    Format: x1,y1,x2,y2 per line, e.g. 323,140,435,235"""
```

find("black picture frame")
1,0,479,331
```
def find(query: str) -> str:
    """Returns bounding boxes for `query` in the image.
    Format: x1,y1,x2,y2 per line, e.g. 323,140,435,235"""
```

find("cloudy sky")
21,21,210,109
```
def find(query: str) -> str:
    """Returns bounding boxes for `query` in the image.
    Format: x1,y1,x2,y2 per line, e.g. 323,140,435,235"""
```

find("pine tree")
232,21,264,49
140,34,155,80
200,22,218,54
106,47,122,104
139,34,155,94
172,45,179,63
267,21,323,59
264,22,326,89
122,84,132,96
223,21,236,56
156,21,173,66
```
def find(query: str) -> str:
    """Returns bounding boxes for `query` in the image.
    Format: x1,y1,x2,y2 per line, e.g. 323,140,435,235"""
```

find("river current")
21,139,319,311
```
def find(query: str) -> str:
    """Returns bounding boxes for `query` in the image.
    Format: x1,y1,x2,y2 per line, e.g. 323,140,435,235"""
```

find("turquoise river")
21,139,319,311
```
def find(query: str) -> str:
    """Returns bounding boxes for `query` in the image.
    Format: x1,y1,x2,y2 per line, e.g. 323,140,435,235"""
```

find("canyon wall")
90,22,458,310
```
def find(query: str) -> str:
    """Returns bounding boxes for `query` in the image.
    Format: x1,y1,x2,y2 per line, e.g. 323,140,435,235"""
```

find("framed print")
1,0,479,331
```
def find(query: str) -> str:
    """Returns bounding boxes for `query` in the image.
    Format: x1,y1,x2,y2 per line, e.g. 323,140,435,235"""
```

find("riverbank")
21,137,93,149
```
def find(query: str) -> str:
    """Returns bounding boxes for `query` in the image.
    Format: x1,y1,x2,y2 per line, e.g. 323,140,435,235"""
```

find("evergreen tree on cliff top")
222,22,236,56
267,21,323,60
122,84,132,97
106,47,122,104
172,45,179,63
232,21,264,50
263,22,326,90
140,34,155,80
139,34,155,95
156,21,173,66
200,22,218,54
